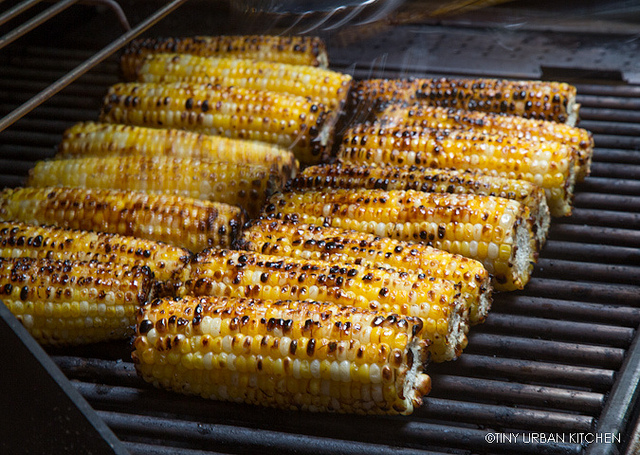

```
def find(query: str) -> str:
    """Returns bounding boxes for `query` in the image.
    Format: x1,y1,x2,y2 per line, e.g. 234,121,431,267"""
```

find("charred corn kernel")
291,163,550,247
338,124,576,217
262,189,537,291
100,82,333,165
177,249,468,361
0,257,153,345
0,221,190,282
133,296,431,414
135,54,351,111
237,218,492,324
121,35,329,81
378,104,593,181
350,78,580,126
27,155,286,218
0,187,244,253
57,122,298,179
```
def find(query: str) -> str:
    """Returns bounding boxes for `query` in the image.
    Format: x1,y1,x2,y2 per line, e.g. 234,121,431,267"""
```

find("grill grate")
1,17,640,455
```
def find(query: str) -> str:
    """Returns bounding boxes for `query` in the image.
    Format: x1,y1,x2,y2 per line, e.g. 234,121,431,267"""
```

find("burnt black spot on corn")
0,186,245,253
175,249,469,362
132,295,431,415
0,257,154,345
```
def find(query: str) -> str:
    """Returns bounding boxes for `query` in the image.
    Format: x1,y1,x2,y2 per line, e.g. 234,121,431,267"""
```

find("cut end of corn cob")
0,186,245,253
133,295,431,414
0,257,154,345
236,218,492,325
57,122,299,180
262,188,537,292
120,35,330,81
179,248,469,361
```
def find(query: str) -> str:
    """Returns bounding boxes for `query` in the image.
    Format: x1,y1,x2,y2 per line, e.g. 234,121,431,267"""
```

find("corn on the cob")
177,248,469,362
378,104,593,181
99,82,334,165
0,187,244,253
133,295,431,414
134,54,352,111
121,35,329,81
0,221,190,282
56,122,299,179
290,163,549,247
262,189,537,291
338,124,576,217
349,78,580,125
27,155,286,218
0,257,153,345
236,219,492,324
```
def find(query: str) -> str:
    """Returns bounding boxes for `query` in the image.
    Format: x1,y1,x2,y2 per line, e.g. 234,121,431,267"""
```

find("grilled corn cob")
338,124,576,217
0,221,190,282
134,54,352,111
0,187,244,253
378,104,593,181
349,78,580,125
0,257,153,345
178,249,469,362
99,82,334,165
133,296,431,415
236,219,492,324
262,189,537,291
27,155,286,218
56,122,299,179
121,35,329,81
290,163,549,247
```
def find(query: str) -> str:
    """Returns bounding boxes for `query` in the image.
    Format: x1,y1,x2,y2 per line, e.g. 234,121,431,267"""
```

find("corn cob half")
338,124,576,217
27,155,286,218
133,296,431,415
0,221,190,282
349,78,580,125
177,248,469,362
236,219,492,324
99,82,334,165
0,187,245,253
121,35,329,81
57,122,299,179
262,189,537,291
0,257,153,345
135,54,352,111
290,163,550,248
378,104,594,181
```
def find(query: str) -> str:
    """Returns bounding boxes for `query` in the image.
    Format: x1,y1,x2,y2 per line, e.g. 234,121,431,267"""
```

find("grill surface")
1,3,640,455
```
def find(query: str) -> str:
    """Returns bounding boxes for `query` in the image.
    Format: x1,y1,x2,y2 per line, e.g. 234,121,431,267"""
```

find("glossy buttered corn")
378,104,593,181
290,163,550,247
27,155,286,218
135,54,352,111
338,124,576,217
177,249,469,362
99,82,334,165
0,187,244,253
350,77,580,125
263,189,537,291
132,296,431,414
0,257,153,345
57,122,299,179
121,35,329,81
237,219,492,324
0,221,190,282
